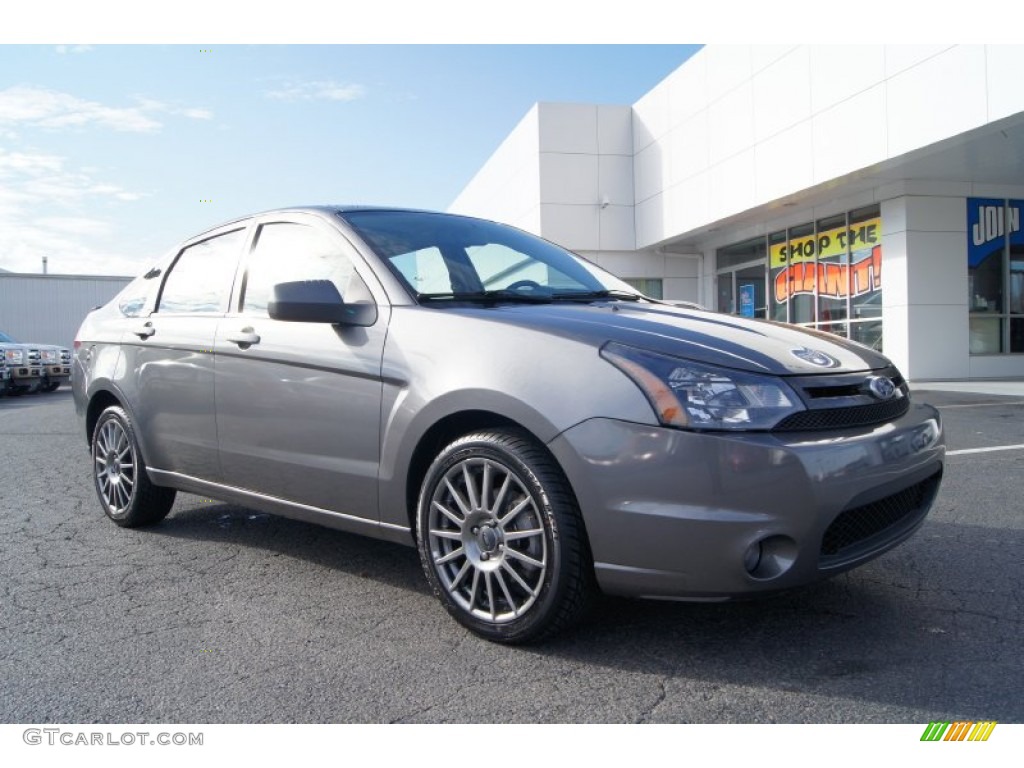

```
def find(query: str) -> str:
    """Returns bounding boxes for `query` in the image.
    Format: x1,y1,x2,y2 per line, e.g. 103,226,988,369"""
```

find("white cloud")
0,147,147,276
0,86,160,132
0,86,214,133
0,149,64,176
32,216,113,236
55,45,93,55
265,80,366,102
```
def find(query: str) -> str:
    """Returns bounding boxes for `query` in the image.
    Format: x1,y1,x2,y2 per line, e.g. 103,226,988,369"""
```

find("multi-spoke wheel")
91,405,176,527
417,428,592,643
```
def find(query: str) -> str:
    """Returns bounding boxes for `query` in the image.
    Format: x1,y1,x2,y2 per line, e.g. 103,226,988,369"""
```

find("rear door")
214,214,390,520
124,225,248,481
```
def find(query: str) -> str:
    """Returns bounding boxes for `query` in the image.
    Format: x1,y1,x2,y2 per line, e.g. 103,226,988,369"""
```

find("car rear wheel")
91,405,176,527
417,428,592,643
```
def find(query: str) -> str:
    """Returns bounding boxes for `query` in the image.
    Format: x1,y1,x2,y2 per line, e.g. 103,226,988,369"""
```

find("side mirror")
268,280,377,326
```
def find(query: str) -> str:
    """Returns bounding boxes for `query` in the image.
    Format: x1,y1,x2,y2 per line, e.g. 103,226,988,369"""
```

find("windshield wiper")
550,289,646,302
418,290,554,304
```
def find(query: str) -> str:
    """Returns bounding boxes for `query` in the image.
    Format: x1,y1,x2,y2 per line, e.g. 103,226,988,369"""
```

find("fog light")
743,541,763,574
743,535,798,581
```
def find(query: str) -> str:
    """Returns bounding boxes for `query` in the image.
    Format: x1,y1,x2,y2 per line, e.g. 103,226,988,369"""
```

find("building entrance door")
716,260,767,318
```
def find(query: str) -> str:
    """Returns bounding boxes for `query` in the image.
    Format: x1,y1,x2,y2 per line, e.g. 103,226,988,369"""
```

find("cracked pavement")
0,389,1021,723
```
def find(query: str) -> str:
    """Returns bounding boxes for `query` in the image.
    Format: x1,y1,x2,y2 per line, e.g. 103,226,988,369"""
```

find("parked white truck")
0,331,71,395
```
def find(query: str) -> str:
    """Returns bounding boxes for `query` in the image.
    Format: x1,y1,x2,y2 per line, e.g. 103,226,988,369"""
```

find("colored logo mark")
920,721,997,742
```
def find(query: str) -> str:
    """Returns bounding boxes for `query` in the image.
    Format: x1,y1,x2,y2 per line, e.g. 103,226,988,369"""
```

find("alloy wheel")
94,418,136,515
426,457,548,624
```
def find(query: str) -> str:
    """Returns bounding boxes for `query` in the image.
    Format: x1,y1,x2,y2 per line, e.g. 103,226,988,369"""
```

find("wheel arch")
84,385,150,465
86,389,123,448
399,408,587,544
403,410,523,534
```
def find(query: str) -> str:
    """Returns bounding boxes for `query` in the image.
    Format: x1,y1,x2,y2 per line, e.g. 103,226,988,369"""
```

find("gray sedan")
73,207,944,643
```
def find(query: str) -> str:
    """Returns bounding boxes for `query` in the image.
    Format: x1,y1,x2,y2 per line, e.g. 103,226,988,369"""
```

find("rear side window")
116,277,151,317
157,228,246,314
242,222,368,315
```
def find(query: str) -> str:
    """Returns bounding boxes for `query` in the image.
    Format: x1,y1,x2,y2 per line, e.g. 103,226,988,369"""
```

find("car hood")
444,301,891,375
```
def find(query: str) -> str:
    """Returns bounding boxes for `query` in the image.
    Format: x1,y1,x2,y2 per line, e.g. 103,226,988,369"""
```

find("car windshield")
0,331,18,343
340,210,643,302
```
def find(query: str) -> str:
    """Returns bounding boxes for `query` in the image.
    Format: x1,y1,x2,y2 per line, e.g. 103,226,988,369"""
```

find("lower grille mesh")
821,471,941,560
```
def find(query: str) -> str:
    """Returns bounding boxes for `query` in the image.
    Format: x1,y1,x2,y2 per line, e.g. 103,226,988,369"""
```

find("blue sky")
0,45,699,276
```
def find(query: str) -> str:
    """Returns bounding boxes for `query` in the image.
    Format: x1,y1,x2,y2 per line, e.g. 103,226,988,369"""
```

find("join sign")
967,198,1024,266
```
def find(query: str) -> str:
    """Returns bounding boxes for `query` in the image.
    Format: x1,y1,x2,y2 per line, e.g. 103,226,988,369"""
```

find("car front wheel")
417,428,592,643
91,405,176,527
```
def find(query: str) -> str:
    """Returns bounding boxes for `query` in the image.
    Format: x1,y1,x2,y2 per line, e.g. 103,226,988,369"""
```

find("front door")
214,217,389,521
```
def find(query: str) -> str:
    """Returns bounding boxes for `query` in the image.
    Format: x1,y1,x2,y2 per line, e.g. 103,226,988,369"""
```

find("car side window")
116,271,157,317
157,229,246,314
242,222,371,315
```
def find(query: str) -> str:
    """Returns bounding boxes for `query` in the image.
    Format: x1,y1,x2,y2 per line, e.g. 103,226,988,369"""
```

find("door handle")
133,322,155,339
225,328,261,347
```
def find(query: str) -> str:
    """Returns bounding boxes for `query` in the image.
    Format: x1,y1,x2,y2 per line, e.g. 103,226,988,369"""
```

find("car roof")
188,205,474,241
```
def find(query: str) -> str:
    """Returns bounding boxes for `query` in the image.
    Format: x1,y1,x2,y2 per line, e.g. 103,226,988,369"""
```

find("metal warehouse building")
450,44,1024,381
0,273,130,349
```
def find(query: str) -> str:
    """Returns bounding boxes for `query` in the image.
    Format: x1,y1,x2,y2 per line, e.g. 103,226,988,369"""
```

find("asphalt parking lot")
1,388,1021,723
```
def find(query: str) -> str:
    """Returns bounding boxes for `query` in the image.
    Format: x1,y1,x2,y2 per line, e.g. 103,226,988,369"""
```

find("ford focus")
73,207,945,643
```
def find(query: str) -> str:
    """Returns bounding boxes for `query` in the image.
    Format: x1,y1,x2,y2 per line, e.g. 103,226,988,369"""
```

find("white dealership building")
450,45,1024,381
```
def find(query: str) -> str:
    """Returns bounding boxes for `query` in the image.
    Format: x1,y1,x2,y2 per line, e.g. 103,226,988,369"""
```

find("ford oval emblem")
791,347,838,368
866,375,897,401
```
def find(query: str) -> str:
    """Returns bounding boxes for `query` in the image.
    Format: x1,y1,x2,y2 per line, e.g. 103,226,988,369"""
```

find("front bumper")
547,403,944,600
43,364,71,385
10,366,43,391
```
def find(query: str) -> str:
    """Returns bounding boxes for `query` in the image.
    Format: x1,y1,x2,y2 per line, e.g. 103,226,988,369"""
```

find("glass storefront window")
966,198,1024,355
623,277,664,299
768,230,787,322
785,223,816,325
816,213,848,326
970,317,1003,354
1011,205,1024,353
720,205,883,349
717,237,765,270
716,273,734,314
850,320,883,353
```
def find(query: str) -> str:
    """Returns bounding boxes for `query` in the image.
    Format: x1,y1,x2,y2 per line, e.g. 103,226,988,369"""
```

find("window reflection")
243,223,364,315
158,229,245,314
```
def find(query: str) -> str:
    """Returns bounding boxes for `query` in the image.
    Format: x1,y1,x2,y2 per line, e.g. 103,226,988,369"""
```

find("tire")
42,382,60,393
416,428,593,644
91,405,176,527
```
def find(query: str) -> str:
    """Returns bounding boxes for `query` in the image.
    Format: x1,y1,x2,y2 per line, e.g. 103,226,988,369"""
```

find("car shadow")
149,499,428,595
149,494,1023,721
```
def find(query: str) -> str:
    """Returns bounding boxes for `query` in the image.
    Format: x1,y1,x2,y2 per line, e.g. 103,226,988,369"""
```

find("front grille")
821,471,941,561
773,396,910,431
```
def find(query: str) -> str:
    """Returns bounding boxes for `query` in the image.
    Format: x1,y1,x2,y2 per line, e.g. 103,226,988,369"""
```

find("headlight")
4,348,24,364
601,342,805,431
